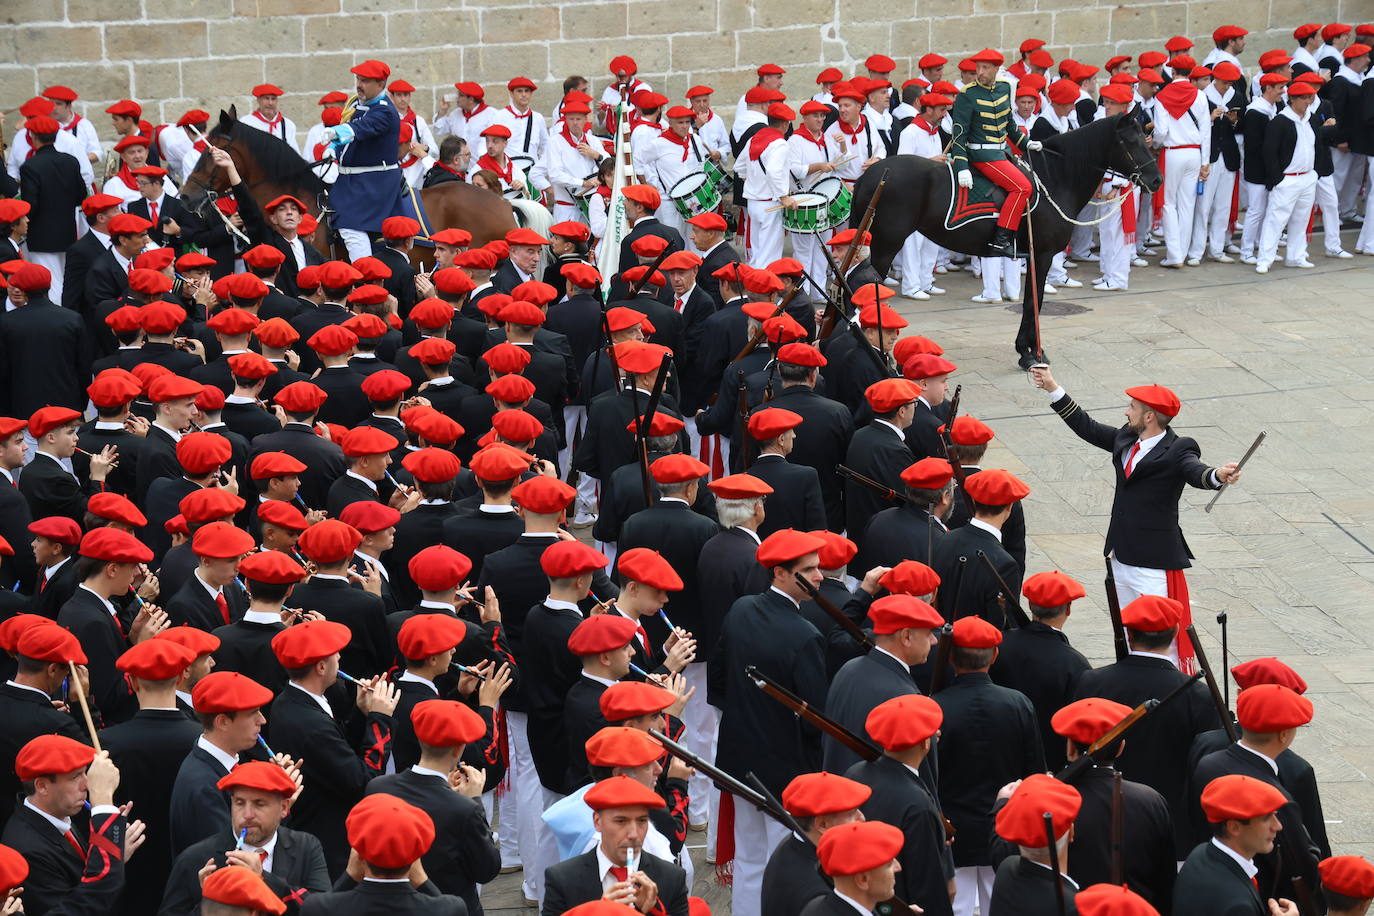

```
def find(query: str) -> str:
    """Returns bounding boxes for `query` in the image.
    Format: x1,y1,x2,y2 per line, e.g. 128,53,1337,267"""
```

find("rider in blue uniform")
325,59,418,261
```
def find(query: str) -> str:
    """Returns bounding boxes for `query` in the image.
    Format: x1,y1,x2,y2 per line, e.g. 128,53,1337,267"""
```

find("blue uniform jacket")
332,91,417,231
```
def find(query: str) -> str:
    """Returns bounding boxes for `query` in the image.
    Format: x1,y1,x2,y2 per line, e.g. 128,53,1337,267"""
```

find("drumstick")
69,661,102,752
829,154,857,167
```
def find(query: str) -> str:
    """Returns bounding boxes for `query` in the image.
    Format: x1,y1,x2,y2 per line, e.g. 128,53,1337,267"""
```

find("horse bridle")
183,128,336,220
1110,124,1156,189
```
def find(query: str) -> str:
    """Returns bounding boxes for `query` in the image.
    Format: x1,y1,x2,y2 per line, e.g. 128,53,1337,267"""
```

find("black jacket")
164,574,249,631
248,423,349,516
762,835,831,916
57,587,138,724
0,296,91,417
0,804,127,916
1241,105,1273,185
1261,109,1321,189
1063,764,1176,914
695,526,771,664
300,878,467,916
18,452,97,525
441,506,524,582
747,453,827,537
542,849,689,916
19,144,87,252
0,682,85,832
989,621,1091,771
127,194,195,249
696,240,740,308
168,743,237,854
764,384,853,532
932,522,1022,629
843,421,912,546
62,230,110,312
847,755,955,915
617,499,721,641
159,825,329,916
520,599,587,793
1172,839,1264,916
289,576,392,676
859,503,946,575
989,855,1079,916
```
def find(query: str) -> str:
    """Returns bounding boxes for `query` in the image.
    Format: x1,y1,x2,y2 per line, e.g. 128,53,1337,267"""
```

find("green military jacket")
950,79,1027,170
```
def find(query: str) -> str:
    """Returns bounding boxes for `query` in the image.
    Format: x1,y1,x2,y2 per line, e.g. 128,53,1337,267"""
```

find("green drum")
782,193,829,233
812,176,853,230
703,158,729,192
669,171,722,219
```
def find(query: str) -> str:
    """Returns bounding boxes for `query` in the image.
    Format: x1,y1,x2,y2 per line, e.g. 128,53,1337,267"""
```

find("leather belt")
337,162,398,174
967,143,1005,150
1165,145,1201,150
1284,170,1311,176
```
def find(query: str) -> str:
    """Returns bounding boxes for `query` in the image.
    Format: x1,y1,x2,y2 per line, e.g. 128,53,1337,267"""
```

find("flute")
257,734,276,758
336,669,375,693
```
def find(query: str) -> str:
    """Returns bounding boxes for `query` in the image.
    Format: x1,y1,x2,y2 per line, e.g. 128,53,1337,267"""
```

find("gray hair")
717,496,761,529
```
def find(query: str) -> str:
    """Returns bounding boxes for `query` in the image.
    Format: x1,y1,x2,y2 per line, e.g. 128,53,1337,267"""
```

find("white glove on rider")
323,127,337,142
1026,140,1043,152
956,169,973,189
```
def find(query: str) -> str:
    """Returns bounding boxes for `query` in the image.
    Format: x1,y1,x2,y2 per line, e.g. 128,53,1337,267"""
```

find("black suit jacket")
1172,839,1264,916
267,684,394,878
823,647,920,776
933,523,1022,629
692,526,769,664
290,302,353,374
19,144,86,252
441,507,524,583
989,622,1091,771
19,453,97,526
127,194,193,248
542,849,689,916
375,244,419,317
365,769,501,915
747,453,826,538
0,296,91,417
211,616,289,694
858,503,945,577
326,472,384,518
521,600,586,792
83,250,136,337
57,587,138,724
989,855,1079,916
947,466,1027,575
289,576,392,676
571,387,685,482
0,683,85,832
763,835,831,916
77,422,144,498
543,293,603,381
695,240,740,308
763,385,853,532
313,365,372,428
159,825,330,916
591,450,718,545
168,744,236,854
62,230,110,312
562,674,610,789
0,804,127,916
847,755,954,915
843,421,912,546
1062,764,1175,913
249,423,348,511
301,877,467,916
164,575,248,631
617,499,720,641
689,298,750,415
1050,391,1219,569
134,425,183,504
386,501,460,608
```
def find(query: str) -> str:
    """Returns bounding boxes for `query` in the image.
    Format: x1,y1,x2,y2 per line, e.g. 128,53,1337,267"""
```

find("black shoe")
987,227,1016,258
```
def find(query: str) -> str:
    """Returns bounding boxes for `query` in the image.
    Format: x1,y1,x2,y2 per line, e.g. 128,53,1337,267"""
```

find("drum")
669,171,722,219
782,193,829,233
511,155,538,199
703,158,728,192
812,176,853,230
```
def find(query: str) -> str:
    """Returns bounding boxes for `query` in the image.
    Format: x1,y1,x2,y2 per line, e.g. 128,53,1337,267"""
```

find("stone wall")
1,0,1359,135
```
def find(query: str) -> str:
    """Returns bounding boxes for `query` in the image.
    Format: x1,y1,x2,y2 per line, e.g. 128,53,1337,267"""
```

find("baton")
1204,430,1265,513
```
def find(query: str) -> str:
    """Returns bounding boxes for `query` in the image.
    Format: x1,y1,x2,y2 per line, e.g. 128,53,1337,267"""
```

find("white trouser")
25,251,65,302
745,199,784,267
1331,149,1368,217
979,256,1020,300
1109,554,1179,666
1161,147,1202,263
486,790,519,871
657,201,687,241
560,405,587,483
1189,162,1235,260
790,228,831,288
1045,250,1068,285
1354,161,1374,252
682,662,720,828
1314,174,1346,253
952,865,996,916
896,230,938,295
730,797,789,916
1239,181,1268,258
1097,197,1131,288
574,469,598,521
505,711,548,901
553,200,587,225
338,228,373,262
1257,171,1318,269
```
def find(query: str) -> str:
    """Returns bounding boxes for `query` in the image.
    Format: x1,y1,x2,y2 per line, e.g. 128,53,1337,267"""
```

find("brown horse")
178,107,516,263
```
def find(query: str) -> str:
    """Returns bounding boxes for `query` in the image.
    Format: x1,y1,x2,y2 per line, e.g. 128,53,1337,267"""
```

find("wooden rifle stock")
731,282,805,365
825,168,888,317
746,665,880,761
1045,812,1068,916
939,385,974,514
1103,558,1129,662
1055,672,1203,783
1110,770,1124,884
735,369,751,469
927,622,955,694
632,352,673,505
836,464,906,505
816,242,850,340
976,550,1030,628
793,573,875,651
626,246,673,297
1185,623,1239,742
649,728,777,815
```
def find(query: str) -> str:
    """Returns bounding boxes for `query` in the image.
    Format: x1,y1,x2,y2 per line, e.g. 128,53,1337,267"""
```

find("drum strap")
523,113,534,153
730,122,766,159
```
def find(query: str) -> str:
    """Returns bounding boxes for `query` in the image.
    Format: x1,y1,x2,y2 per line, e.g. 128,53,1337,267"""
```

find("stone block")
1109,4,1189,42
390,9,479,48
234,0,340,15
465,42,551,85
481,5,560,43
892,19,933,56
0,66,37,101
629,0,711,37
736,26,821,69
671,31,738,72
2,0,65,23
260,52,353,95
718,2,752,31
841,0,916,23
345,0,413,10
181,56,266,97
12,25,101,65
132,61,182,102
141,0,235,18
209,18,304,57
755,0,832,29
928,13,1000,53
303,13,384,51
1050,10,1103,47
563,1,629,39
107,22,209,62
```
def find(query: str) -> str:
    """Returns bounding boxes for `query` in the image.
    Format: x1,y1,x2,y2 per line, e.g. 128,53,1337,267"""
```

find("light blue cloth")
542,784,596,860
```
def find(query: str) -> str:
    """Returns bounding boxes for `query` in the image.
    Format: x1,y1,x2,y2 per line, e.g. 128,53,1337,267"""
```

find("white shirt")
152,422,183,443
1290,45,1321,76
241,110,300,154
644,131,709,197
23,798,118,834
896,117,942,158
1236,741,1280,776
288,680,333,717
969,518,1003,542
398,670,438,692
768,585,799,608
786,127,833,189
302,122,338,185
544,596,583,613
176,690,194,711
731,526,761,545
458,104,503,161
695,111,730,160
43,557,73,589
832,891,873,916
195,569,226,605
7,679,51,700
824,117,879,182
545,125,606,201
742,132,789,201
730,108,767,143
196,735,240,774
345,470,379,493
1123,429,1167,471
872,419,905,441
1279,106,1317,174
1210,837,1259,879
243,608,281,625
1152,81,1212,162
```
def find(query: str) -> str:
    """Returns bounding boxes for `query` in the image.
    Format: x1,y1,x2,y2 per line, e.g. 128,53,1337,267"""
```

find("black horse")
850,113,1162,367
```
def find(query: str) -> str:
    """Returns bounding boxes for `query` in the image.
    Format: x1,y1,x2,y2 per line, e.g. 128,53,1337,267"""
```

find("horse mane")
1040,112,1127,179
214,109,326,195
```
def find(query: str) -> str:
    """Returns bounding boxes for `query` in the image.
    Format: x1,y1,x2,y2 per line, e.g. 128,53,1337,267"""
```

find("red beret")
816,820,904,876
155,626,221,659
756,529,825,568
1120,594,1182,631
1231,658,1307,694
650,453,710,484
346,285,388,308
869,594,942,634
380,215,421,240
777,342,827,367
297,519,362,564
944,415,994,446
217,760,297,797
308,324,358,357
398,614,468,660
485,373,535,404
255,501,310,537
16,735,97,781
356,371,410,406
512,475,575,514
541,540,609,578
707,473,773,500
952,615,1002,648
483,343,533,376
600,681,675,721
1022,571,1086,607
411,337,458,366
454,248,498,270
511,280,558,306
584,774,665,811
685,212,727,231
1200,773,1288,822
963,468,1030,505
1235,684,1313,733
87,492,147,528
850,282,894,306
1051,697,1133,746
586,727,663,768
865,378,921,413
192,521,256,559
116,638,195,680
343,313,389,341
1319,857,1374,901
408,545,473,593
810,530,857,570
498,300,546,327
505,227,549,247
85,369,141,407
77,526,152,563
902,353,957,380
242,244,286,270
1124,383,1181,417
238,547,307,582
561,262,600,288
179,488,246,524
255,317,300,349
0,615,50,653
346,793,435,868
605,307,647,333
403,406,463,446
617,547,684,591
28,405,81,438
176,431,232,475
567,614,638,655
781,772,872,817
747,407,803,441
626,412,685,438
340,425,397,458
469,443,532,481
412,698,486,746
995,773,1082,844
900,457,954,490
350,59,391,80
195,386,226,412
102,304,144,334
401,447,462,484
339,501,401,535
148,374,203,403
30,516,82,546
621,185,661,211
192,671,273,714
17,623,87,665
127,267,172,296
271,619,351,668
866,693,943,750
316,260,362,289
227,352,277,381
621,265,666,290
1075,885,1160,916
630,235,670,259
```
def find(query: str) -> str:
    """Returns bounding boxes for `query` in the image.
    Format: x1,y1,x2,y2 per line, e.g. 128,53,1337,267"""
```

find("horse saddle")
942,157,1040,231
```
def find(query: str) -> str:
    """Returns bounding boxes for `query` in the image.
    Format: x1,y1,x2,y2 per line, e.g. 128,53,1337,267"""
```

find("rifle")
1055,672,1204,784
1103,558,1129,662
1045,812,1068,916
731,281,805,365
735,369,752,469
815,245,893,379
632,351,673,505
822,168,888,334
927,622,955,694
950,556,967,625
1185,623,1239,742
626,246,673,297
601,310,650,505
836,464,907,505
793,573,875,651
747,665,880,761
1110,770,1124,884
938,385,974,515
976,550,1031,628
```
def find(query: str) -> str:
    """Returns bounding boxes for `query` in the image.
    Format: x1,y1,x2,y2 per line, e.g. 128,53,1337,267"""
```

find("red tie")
38,574,46,593
673,297,683,313
610,866,629,883
636,624,650,651
149,201,158,224
215,591,230,625
63,830,85,860
1123,441,1141,477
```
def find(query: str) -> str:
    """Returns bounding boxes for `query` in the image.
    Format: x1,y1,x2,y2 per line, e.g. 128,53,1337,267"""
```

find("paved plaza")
483,239,1374,915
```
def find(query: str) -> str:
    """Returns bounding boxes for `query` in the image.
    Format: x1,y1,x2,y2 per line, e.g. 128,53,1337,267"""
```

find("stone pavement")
480,239,1374,915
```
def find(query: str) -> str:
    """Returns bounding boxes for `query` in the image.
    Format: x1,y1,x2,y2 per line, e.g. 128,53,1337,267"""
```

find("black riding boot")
987,226,1016,258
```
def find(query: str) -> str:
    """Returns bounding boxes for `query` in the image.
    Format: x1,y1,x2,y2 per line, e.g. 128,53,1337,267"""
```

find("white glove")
1026,140,1043,152
322,127,338,142
957,169,973,189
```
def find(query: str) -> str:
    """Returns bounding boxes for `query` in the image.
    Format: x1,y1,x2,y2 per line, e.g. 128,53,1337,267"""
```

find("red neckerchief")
560,123,585,148
61,113,81,132
192,138,207,153
505,105,531,119
630,115,660,132
595,185,612,201
913,116,938,135
1154,81,1199,120
795,126,827,151
399,152,419,168
748,127,785,160
23,131,35,161
313,141,329,161
400,108,416,126
463,102,489,121
658,128,690,161
116,164,139,190
478,153,513,184
252,110,283,128
435,161,465,177
836,114,868,138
